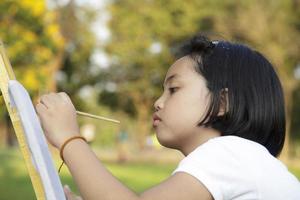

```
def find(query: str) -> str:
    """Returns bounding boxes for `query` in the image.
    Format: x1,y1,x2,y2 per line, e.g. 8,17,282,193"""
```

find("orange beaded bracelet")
58,136,87,173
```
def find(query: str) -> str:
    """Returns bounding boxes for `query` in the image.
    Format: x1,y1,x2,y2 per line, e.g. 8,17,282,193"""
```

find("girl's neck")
181,127,221,156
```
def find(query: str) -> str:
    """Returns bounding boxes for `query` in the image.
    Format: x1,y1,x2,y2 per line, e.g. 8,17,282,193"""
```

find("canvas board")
8,80,66,200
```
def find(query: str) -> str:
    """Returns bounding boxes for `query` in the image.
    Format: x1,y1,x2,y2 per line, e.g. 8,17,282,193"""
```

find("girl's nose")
154,97,163,111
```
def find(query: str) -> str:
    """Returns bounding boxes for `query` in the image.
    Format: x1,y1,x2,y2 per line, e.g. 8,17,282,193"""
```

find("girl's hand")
35,92,80,149
64,185,82,200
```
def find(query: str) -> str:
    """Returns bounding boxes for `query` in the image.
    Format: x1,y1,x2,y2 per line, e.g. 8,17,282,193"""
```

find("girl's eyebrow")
164,74,178,86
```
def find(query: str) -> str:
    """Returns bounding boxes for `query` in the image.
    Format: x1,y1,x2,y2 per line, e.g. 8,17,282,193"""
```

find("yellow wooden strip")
0,40,45,199
0,41,15,80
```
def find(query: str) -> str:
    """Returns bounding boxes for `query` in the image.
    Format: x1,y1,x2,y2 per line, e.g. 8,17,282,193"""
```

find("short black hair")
178,34,285,157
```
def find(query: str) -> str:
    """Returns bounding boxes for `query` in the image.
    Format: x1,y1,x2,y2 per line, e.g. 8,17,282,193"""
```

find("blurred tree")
0,0,102,147
105,0,300,152
0,0,65,147
291,83,300,155
51,0,99,112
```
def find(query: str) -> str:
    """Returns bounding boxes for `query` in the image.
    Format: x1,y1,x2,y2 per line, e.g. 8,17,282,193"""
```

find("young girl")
36,35,300,200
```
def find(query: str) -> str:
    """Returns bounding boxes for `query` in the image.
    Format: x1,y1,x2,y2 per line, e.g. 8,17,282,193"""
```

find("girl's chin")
155,131,179,150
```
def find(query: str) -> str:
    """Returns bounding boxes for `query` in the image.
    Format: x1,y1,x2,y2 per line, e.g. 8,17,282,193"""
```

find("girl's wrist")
57,133,81,149
59,136,87,159
58,136,88,172
61,138,89,163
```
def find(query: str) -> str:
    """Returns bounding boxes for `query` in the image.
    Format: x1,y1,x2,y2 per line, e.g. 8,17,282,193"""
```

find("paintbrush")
76,111,120,124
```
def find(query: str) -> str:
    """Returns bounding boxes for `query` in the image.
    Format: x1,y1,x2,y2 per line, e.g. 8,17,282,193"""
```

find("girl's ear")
217,88,228,116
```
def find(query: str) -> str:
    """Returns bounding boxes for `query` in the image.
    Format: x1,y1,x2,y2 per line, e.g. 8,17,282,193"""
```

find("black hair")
178,34,285,157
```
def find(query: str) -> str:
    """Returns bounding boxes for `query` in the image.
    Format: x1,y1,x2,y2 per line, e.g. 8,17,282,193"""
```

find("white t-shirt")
173,136,300,200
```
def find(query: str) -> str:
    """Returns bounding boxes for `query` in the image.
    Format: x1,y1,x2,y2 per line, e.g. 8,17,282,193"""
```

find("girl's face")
153,56,219,152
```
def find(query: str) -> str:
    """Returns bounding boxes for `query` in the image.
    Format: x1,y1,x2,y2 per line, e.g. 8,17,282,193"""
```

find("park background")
0,0,299,199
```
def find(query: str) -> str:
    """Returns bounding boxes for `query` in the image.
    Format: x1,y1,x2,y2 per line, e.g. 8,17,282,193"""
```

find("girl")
36,35,300,200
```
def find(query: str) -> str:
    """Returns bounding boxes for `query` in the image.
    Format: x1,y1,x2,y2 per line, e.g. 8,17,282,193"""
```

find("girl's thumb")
64,185,71,192
64,185,72,199
64,185,83,200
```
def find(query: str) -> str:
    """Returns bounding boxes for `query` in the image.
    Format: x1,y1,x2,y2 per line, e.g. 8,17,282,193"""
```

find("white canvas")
8,80,66,200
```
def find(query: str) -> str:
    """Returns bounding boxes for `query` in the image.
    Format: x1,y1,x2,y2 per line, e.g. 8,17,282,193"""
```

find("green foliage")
54,2,99,112
0,0,65,128
0,0,63,92
107,0,300,92
99,90,137,117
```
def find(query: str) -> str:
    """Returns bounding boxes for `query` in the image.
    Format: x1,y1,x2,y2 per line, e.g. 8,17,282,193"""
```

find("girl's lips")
153,119,161,127
153,113,162,121
152,113,162,127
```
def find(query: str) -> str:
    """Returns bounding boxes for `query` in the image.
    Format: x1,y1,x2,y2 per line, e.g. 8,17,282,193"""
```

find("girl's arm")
36,92,212,200
63,139,212,200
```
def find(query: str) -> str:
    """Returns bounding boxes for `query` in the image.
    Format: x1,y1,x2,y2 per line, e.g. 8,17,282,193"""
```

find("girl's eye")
169,87,179,94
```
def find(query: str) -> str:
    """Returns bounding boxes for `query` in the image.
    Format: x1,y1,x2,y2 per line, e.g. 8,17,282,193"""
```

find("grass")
0,148,299,199
0,148,176,199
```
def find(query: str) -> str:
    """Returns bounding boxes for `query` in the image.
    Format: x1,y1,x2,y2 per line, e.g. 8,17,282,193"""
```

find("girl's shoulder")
173,135,300,200
204,135,266,148
189,135,284,170
195,135,270,157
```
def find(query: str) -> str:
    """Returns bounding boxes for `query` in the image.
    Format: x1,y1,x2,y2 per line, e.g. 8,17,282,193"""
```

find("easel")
0,40,46,199
0,40,120,199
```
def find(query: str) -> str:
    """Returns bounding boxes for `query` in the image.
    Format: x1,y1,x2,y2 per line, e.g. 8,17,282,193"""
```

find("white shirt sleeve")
172,138,258,200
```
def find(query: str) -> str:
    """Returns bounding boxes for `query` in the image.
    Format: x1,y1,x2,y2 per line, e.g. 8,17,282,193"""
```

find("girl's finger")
35,103,48,115
39,95,54,109
75,195,83,200
64,191,73,200
64,185,74,200
58,92,72,103
64,185,82,200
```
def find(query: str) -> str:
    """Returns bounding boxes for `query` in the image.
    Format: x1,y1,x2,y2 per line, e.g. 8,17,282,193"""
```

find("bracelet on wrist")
58,136,87,173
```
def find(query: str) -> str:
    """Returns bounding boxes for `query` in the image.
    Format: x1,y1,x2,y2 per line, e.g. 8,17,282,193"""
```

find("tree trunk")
279,79,298,163
136,102,151,150
0,111,17,148
0,120,8,148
